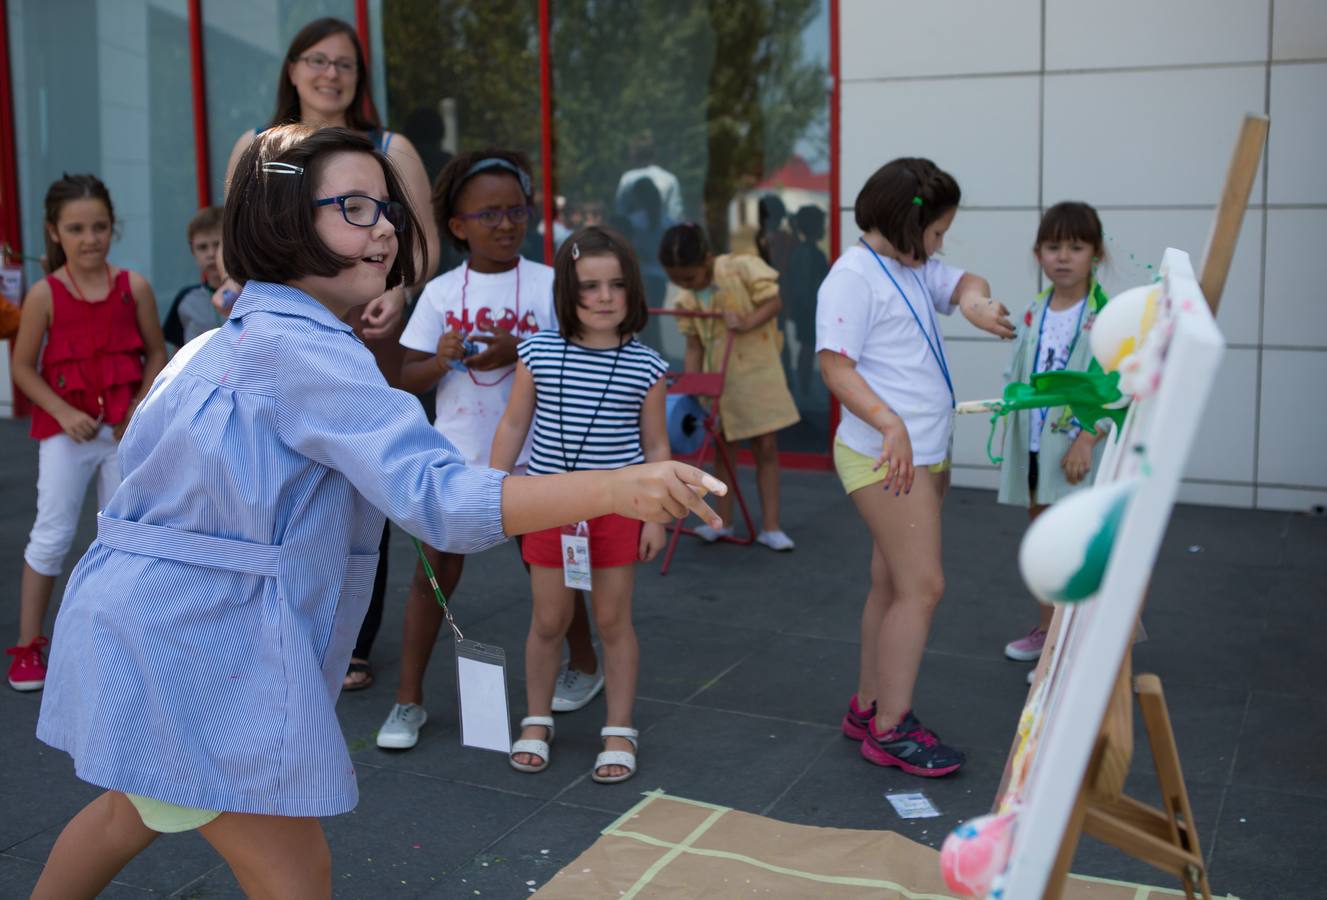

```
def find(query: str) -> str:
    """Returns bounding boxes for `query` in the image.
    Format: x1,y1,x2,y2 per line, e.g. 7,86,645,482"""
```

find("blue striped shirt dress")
36,283,509,817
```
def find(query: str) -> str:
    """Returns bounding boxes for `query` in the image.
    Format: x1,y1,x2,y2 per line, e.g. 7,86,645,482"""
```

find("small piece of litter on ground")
886,791,941,818
583,868,592,873
1188,545,1202,552
527,881,536,886
412,843,421,849
540,849,550,855
1240,817,1246,823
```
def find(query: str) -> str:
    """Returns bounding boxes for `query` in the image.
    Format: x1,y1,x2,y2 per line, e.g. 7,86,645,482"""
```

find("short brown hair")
854,157,960,264
187,206,223,243
223,125,422,289
553,226,649,340
1035,201,1105,258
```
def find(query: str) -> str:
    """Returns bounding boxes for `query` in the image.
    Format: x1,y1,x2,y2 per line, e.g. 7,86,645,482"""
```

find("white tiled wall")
839,0,1327,512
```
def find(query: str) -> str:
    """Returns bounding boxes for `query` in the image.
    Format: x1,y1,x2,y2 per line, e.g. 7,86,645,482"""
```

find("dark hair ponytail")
657,221,710,268
44,173,116,273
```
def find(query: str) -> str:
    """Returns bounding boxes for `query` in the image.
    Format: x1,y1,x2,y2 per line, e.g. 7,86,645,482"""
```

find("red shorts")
521,514,643,569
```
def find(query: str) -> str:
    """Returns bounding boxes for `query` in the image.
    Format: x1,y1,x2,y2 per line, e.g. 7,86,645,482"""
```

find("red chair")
650,308,755,575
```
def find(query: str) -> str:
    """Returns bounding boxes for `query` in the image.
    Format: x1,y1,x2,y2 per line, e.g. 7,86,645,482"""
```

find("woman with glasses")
222,17,441,693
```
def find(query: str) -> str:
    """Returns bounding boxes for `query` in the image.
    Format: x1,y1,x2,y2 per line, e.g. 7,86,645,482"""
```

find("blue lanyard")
858,239,954,407
1031,291,1088,376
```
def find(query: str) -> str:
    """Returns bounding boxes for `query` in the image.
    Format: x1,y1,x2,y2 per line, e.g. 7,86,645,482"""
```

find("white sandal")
592,726,639,784
510,716,555,773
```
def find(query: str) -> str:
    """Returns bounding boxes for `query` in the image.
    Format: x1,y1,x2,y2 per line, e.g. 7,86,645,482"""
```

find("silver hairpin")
262,162,304,176
571,242,580,260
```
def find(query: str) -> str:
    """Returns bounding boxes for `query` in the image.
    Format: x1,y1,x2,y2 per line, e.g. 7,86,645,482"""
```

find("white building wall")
838,0,1327,512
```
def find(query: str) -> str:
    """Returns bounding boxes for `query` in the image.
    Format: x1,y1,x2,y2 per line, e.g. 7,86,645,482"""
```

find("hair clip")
571,242,581,260
911,196,923,206
262,162,304,176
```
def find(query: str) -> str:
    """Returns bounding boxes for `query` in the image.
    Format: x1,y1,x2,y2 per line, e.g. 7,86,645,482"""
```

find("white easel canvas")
994,248,1225,898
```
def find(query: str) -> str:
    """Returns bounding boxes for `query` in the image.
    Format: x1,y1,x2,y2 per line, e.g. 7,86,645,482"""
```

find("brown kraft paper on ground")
533,791,1228,899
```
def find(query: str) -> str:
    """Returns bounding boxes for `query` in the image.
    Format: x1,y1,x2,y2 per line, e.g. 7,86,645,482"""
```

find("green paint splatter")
1060,488,1132,602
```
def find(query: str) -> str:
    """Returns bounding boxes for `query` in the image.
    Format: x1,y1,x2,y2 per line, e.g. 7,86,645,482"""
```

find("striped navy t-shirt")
517,330,669,475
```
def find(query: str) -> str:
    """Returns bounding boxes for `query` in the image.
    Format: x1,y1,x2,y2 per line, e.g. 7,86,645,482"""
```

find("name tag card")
454,639,511,753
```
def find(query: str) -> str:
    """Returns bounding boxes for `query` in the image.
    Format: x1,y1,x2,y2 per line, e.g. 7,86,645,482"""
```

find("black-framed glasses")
456,205,533,229
315,195,405,231
298,53,357,74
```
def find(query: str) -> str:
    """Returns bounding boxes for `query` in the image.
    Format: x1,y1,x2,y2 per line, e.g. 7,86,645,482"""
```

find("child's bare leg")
709,435,736,526
855,544,894,707
515,566,575,765
850,468,946,728
588,565,639,779
198,812,330,900
565,592,598,674
750,432,782,532
395,549,464,706
31,791,158,900
18,563,57,645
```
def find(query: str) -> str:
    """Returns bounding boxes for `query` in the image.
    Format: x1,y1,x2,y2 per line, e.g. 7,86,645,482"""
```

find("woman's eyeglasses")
298,53,357,75
315,195,405,231
456,205,533,229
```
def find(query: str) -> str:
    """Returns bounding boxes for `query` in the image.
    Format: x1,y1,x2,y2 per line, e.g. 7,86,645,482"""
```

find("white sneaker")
376,703,428,749
693,524,733,543
551,664,605,712
756,529,795,551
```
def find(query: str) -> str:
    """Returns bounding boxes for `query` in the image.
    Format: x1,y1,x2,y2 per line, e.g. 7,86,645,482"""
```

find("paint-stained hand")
963,295,1015,340
609,462,727,529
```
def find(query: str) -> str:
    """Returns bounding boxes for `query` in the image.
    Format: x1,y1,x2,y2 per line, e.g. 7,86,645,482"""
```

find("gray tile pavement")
1,417,1322,898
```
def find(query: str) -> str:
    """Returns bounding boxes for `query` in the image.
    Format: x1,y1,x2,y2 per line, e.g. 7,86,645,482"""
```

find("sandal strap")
594,750,637,771
521,715,555,740
511,738,550,759
600,726,638,748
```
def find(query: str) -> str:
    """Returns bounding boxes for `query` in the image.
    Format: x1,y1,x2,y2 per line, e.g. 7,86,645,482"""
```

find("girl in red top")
7,174,167,692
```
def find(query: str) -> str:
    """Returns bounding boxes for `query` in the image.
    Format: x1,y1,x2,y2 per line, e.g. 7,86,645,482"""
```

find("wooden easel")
1035,113,1269,900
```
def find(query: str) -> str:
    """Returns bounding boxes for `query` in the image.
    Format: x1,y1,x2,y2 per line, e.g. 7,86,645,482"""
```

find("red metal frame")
826,0,841,450
354,0,370,62
0,0,32,418
188,0,211,208
651,309,756,575
538,0,555,264
0,0,21,265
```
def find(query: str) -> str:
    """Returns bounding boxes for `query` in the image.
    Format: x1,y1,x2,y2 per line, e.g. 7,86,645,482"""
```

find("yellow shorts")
125,793,221,833
833,437,950,495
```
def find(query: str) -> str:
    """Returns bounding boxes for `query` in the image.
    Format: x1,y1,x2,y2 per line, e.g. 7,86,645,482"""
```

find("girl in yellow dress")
659,223,801,550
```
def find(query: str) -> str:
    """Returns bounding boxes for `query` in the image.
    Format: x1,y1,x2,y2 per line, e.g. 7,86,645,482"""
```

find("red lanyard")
459,260,520,387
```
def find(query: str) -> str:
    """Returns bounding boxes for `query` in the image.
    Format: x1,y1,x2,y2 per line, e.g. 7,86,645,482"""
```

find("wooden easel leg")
1135,674,1213,900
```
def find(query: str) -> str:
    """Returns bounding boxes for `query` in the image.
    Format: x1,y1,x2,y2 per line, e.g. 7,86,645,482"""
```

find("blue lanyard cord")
858,239,954,406
1031,291,1088,377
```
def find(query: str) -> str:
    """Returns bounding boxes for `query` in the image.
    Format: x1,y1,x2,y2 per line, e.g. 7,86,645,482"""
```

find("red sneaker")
7,637,49,692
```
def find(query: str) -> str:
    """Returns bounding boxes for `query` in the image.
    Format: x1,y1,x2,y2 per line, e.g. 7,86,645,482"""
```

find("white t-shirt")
1029,297,1086,452
815,245,964,465
400,258,557,467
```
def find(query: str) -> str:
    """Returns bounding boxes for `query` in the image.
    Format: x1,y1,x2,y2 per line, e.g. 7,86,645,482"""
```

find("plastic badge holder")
454,638,512,753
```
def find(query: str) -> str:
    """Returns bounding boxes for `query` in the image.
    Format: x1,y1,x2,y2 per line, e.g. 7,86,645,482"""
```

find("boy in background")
162,207,224,350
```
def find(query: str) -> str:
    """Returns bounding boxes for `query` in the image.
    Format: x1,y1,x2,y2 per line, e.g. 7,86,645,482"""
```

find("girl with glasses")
29,126,724,898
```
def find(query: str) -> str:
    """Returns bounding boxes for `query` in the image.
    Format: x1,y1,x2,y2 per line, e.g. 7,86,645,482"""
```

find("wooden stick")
956,398,1001,415
1198,114,1268,313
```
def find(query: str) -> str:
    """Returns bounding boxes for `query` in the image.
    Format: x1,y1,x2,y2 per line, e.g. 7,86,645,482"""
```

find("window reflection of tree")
552,0,827,253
